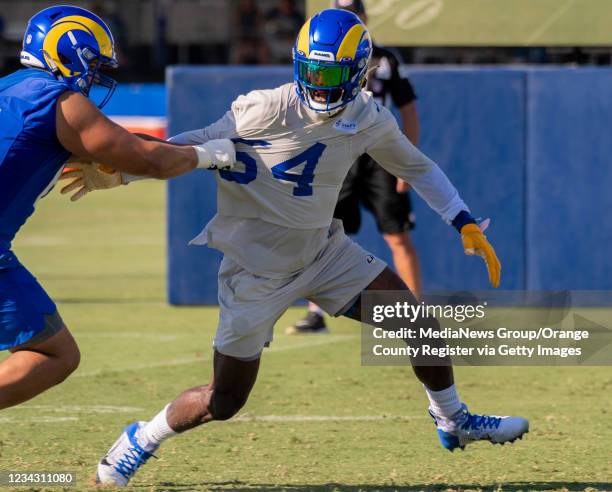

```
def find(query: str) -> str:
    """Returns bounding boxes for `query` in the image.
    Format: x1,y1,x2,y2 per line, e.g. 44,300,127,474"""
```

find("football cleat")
429,404,529,451
286,311,330,335
96,421,157,487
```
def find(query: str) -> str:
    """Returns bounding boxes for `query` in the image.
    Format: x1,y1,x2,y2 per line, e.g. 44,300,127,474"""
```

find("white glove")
59,161,123,201
192,139,236,170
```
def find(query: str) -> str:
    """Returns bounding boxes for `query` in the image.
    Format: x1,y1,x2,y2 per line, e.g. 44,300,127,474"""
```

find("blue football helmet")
20,5,118,108
293,8,372,113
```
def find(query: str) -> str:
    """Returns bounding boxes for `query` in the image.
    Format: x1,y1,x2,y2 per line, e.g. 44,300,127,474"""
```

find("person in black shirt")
266,0,305,64
288,0,423,334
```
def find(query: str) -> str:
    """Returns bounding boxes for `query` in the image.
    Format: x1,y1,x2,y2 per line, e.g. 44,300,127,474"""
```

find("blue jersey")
0,69,72,269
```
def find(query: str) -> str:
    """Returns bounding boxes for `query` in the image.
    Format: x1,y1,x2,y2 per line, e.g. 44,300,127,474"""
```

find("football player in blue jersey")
0,5,236,410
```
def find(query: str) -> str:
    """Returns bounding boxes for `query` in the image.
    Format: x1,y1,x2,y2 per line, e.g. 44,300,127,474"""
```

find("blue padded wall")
353,68,527,291
526,68,612,289
167,66,611,304
93,83,166,116
167,67,292,304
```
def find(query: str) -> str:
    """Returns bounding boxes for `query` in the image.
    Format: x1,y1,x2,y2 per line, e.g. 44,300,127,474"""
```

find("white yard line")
4,336,419,426
73,357,207,378
526,0,575,44
74,335,358,378
9,405,144,414
0,416,79,423
267,335,357,353
0,405,146,424
77,332,178,342
234,414,428,422
0,414,426,425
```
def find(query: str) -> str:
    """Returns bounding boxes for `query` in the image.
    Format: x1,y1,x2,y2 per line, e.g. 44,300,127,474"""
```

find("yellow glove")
59,161,123,202
461,222,501,288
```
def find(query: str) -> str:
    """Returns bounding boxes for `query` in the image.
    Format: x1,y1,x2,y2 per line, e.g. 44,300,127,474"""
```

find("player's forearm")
116,133,191,183
116,137,236,181
60,137,236,202
138,141,198,179
56,93,199,178
94,137,198,179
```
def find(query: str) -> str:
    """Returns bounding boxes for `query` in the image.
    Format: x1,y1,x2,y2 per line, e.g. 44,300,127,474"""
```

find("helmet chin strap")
67,30,91,95
40,49,65,82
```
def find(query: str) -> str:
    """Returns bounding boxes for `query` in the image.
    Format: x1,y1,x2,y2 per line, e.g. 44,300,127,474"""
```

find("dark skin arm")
56,92,197,179
132,132,171,144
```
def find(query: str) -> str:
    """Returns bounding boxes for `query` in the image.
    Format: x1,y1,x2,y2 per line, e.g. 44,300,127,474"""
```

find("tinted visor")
298,60,351,88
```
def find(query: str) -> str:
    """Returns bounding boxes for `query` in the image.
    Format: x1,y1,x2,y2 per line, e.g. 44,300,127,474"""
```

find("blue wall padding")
93,83,166,116
167,171,223,305
359,68,527,290
526,69,612,289
166,66,611,305
167,67,292,304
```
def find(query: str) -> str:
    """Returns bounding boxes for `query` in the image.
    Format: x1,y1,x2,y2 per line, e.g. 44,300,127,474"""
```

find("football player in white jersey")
64,9,528,486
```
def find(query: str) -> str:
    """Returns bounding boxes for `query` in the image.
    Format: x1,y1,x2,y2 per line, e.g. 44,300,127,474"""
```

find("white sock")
309,303,324,316
424,384,462,419
140,405,177,450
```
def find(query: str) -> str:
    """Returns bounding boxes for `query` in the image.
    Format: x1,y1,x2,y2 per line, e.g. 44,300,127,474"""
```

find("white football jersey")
172,83,468,278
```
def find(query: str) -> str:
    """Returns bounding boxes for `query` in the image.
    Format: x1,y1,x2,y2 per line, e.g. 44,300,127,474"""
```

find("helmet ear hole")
58,53,71,66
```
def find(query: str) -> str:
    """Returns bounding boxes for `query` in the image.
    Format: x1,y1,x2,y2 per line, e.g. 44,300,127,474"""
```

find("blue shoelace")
461,412,502,431
114,441,154,479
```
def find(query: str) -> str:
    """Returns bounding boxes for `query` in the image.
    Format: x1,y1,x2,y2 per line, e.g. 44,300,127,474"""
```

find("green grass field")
1,182,611,491
307,0,612,46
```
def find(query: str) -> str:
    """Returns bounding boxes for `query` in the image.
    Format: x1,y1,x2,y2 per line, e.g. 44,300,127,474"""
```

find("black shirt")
367,44,416,109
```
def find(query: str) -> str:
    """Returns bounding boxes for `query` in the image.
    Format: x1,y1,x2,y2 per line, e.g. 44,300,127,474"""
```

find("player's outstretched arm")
56,92,235,179
59,131,199,201
57,92,195,179
367,115,501,287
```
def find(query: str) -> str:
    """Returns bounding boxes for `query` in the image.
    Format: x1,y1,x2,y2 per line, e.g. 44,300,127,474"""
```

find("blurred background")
3,0,612,79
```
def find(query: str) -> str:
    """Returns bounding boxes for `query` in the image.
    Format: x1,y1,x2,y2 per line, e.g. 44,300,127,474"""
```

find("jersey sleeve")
169,87,283,144
365,110,468,224
169,110,238,144
230,88,282,133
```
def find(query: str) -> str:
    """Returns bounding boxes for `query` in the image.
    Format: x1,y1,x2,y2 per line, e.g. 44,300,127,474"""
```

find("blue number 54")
271,142,326,197
220,139,327,197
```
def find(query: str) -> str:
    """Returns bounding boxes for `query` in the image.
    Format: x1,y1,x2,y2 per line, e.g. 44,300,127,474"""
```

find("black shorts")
333,155,415,235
